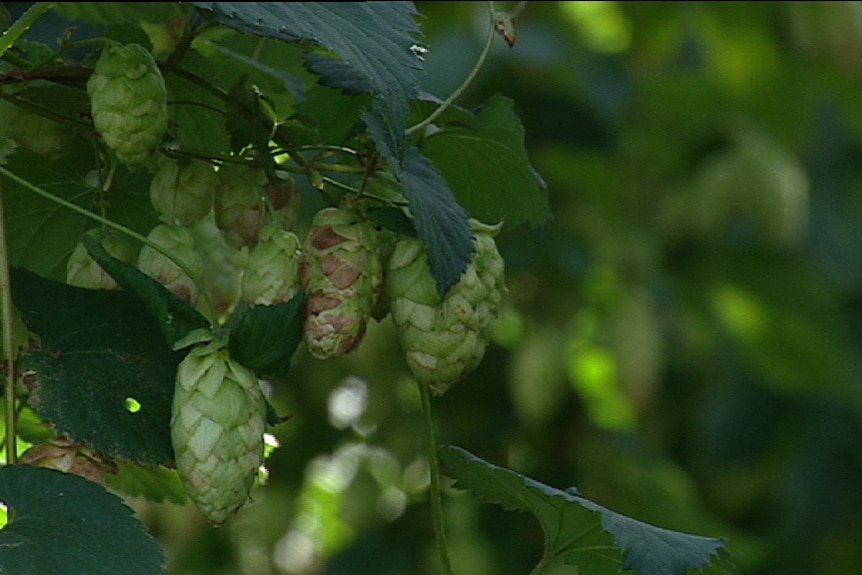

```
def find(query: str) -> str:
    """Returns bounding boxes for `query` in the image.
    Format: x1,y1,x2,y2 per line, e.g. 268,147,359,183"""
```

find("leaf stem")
0,165,218,321
0,180,17,464
0,2,56,58
419,379,454,575
405,1,498,136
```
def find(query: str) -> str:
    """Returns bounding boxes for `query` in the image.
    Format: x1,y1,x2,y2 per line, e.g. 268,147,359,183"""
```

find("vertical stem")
419,380,454,575
0,181,16,464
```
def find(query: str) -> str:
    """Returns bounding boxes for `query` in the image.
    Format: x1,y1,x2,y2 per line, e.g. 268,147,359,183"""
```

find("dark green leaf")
422,94,550,226
3,146,154,281
228,294,306,377
0,465,166,575
53,2,179,26
440,446,727,575
82,233,210,347
105,462,188,505
292,83,372,146
394,147,473,297
11,266,182,465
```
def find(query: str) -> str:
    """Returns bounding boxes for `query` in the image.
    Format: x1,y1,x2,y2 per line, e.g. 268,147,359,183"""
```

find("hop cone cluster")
171,338,267,525
87,42,167,165
242,223,302,306
301,206,382,359
386,228,505,395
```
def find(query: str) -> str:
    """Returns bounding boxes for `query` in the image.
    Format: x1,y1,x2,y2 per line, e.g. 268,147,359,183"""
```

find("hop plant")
137,224,205,303
87,42,167,166
150,158,217,226
67,227,137,290
301,206,382,359
189,213,249,320
386,224,505,395
171,336,267,525
242,223,303,306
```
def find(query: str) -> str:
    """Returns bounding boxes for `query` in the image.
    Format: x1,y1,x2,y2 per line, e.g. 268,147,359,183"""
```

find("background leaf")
11,266,182,466
0,465,166,575
421,94,551,226
439,446,726,575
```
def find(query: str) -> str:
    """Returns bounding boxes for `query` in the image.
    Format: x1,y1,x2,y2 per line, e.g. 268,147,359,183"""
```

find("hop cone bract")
386,228,505,395
171,338,267,525
87,42,167,165
301,206,382,359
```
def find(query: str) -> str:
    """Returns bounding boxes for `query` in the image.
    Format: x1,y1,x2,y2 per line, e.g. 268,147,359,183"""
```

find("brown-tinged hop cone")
301,206,383,359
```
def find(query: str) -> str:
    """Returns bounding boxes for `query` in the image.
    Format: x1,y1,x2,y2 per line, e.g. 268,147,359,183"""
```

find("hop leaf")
242,223,303,306
301,206,383,359
387,224,505,394
170,338,267,525
150,158,217,226
67,227,137,290
137,224,205,304
87,42,167,166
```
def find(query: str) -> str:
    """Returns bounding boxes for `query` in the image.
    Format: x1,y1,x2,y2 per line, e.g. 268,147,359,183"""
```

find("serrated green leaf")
422,94,550,226
395,146,473,297
191,2,422,167
0,465,166,575
81,233,211,346
11,266,182,465
105,462,188,505
228,294,305,377
292,83,372,146
439,446,727,575
166,55,233,155
191,2,420,112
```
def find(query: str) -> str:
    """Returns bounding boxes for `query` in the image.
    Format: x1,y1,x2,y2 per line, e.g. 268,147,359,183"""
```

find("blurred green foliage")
130,2,862,574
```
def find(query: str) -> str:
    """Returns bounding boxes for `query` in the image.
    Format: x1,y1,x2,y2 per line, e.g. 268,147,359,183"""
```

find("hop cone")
242,223,302,306
137,224,205,303
67,227,137,290
0,99,71,159
171,338,267,525
301,206,382,359
386,227,505,395
150,158,217,226
189,213,248,320
214,164,268,248
87,42,167,165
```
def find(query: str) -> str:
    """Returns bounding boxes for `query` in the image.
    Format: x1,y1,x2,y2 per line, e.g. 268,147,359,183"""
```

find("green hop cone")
150,158,217,226
214,164,268,248
242,223,302,306
87,42,167,166
171,337,267,525
137,224,205,303
67,227,137,290
301,206,382,359
386,225,505,395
